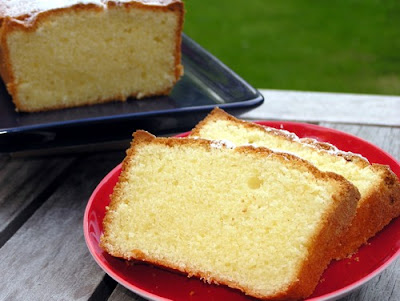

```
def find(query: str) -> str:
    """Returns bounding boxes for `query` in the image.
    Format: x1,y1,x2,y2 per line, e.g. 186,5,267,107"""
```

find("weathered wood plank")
240,89,400,126
0,154,9,168
0,151,125,301
320,123,400,159
321,123,400,301
108,286,146,301
0,155,76,247
342,258,400,301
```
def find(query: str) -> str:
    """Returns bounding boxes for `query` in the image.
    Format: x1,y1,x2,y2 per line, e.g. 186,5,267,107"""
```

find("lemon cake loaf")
101,130,359,300
190,108,400,259
0,0,184,112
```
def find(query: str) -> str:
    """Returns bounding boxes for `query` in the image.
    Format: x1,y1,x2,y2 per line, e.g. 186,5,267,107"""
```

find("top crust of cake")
192,107,369,165
0,0,181,22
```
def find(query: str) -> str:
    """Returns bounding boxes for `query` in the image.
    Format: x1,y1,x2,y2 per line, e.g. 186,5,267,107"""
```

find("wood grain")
0,154,76,247
0,151,124,301
321,123,400,159
241,89,400,126
108,286,146,301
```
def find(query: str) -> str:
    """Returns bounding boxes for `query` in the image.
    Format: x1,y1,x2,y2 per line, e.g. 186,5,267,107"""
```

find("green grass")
183,0,400,95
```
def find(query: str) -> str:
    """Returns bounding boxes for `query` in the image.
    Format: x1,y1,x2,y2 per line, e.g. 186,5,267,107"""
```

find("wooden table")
1,89,399,301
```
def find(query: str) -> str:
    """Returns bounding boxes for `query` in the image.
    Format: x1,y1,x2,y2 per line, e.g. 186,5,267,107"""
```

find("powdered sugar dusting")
0,0,180,20
262,124,369,162
210,139,236,149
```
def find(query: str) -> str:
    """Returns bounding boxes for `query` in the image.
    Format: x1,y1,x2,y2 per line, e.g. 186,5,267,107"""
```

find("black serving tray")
0,34,263,153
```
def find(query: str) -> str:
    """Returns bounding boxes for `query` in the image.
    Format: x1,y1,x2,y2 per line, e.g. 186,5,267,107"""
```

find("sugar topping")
210,139,236,149
262,124,369,162
0,0,180,20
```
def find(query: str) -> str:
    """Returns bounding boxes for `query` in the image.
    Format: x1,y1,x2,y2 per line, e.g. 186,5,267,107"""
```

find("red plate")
84,121,400,301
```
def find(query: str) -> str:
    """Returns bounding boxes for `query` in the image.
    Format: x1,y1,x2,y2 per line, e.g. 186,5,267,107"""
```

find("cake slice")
101,130,359,300
0,0,184,112
190,108,400,259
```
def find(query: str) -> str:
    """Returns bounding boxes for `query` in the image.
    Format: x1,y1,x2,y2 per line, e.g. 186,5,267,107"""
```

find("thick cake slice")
190,108,400,259
0,0,184,112
101,130,359,300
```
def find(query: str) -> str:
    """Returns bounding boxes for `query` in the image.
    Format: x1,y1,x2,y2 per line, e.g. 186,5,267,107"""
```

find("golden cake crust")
191,108,400,259
0,0,182,26
0,0,184,112
191,108,369,166
101,130,360,300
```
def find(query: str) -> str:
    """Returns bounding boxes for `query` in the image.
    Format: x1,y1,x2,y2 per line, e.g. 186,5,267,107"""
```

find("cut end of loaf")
0,1,184,112
101,130,359,300
192,108,400,259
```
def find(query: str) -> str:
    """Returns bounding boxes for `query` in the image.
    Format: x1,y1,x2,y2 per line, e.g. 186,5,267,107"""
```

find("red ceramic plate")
84,121,400,301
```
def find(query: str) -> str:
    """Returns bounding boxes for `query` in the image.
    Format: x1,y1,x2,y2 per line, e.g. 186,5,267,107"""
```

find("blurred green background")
183,0,400,95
